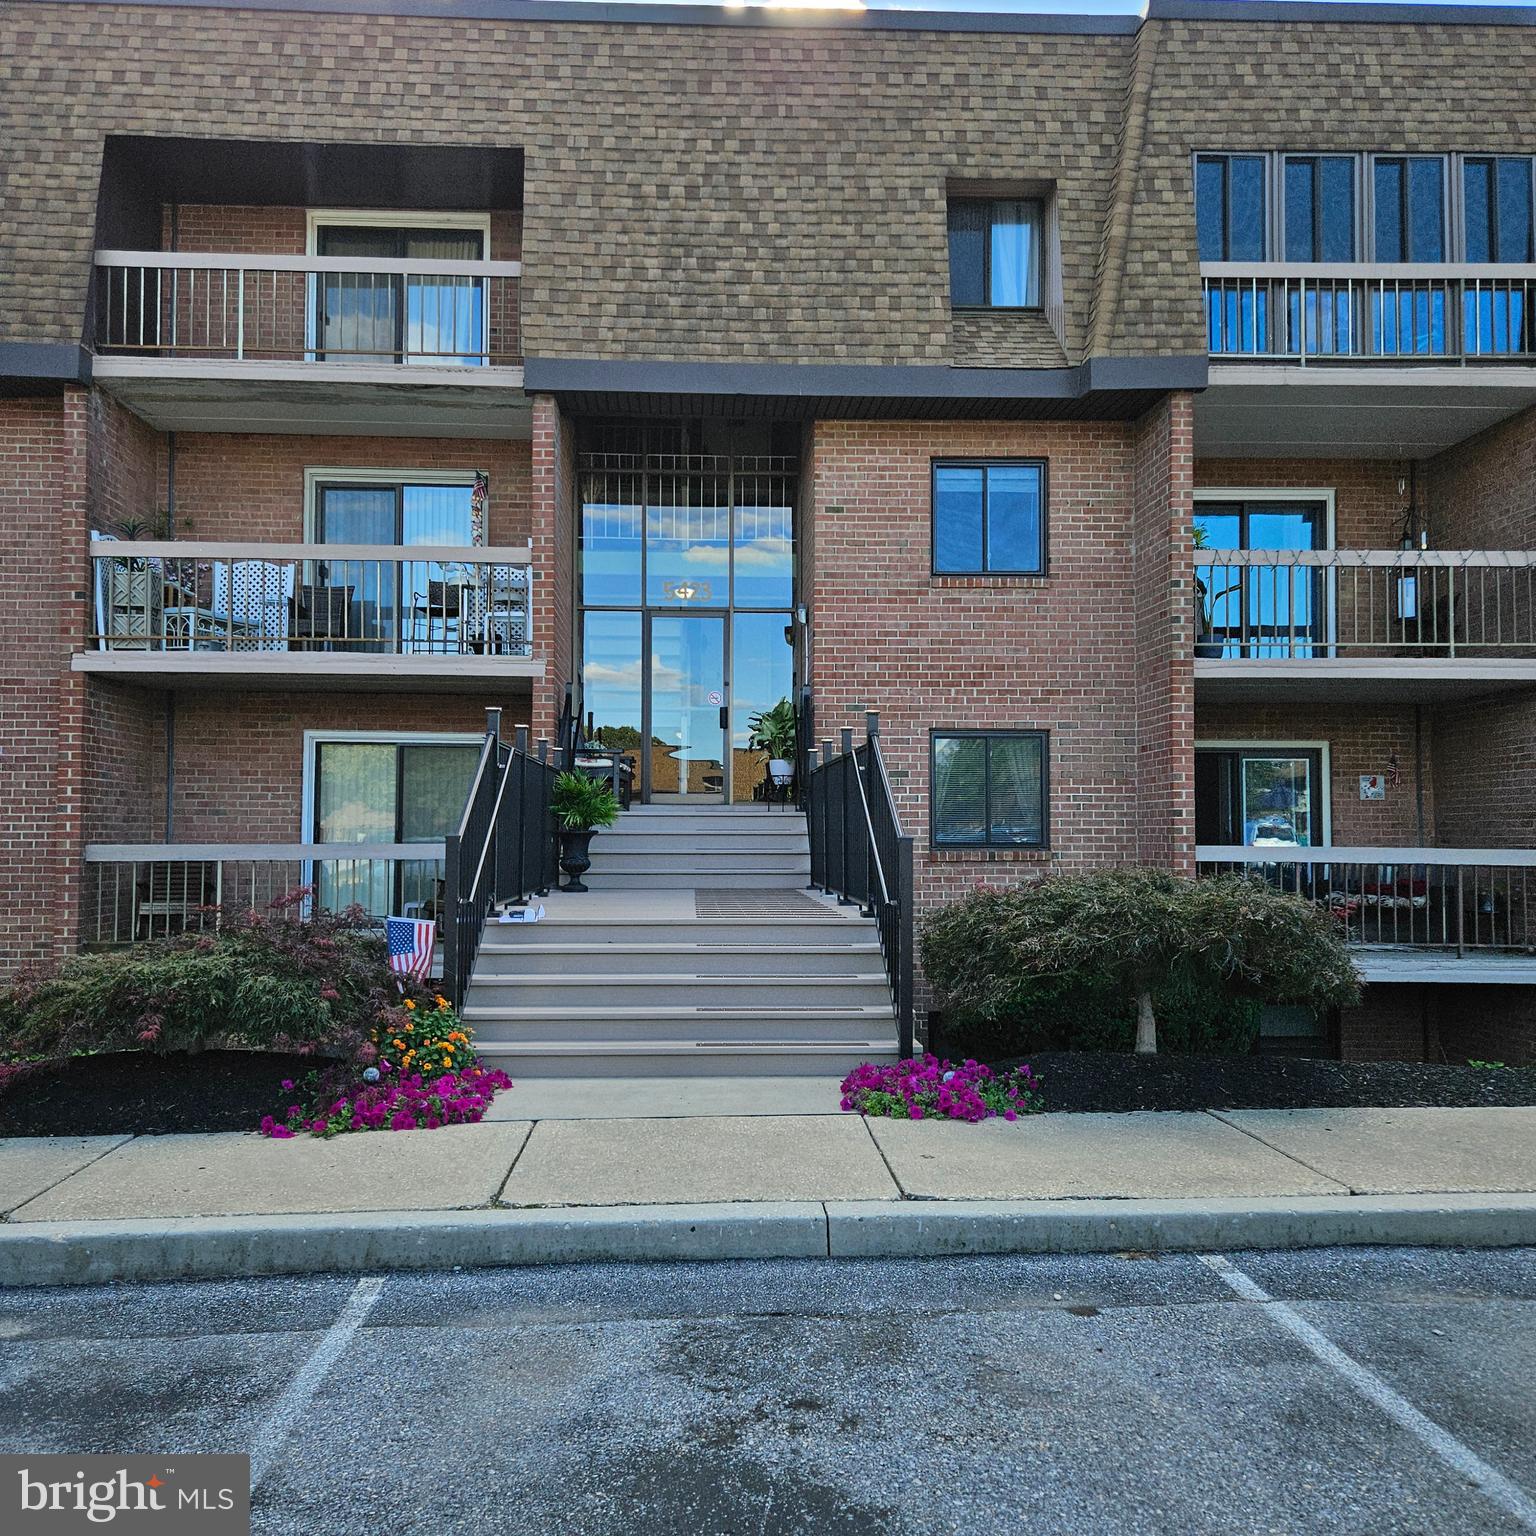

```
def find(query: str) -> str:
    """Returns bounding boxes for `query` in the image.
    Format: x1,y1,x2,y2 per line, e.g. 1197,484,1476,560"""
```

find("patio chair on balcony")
210,560,295,652
408,577,475,653
135,860,221,941
289,583,355,651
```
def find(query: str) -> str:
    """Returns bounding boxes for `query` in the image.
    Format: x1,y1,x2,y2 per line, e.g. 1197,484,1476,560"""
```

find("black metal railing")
795,685,814,811
806,711,915,1056
442,713,561,1007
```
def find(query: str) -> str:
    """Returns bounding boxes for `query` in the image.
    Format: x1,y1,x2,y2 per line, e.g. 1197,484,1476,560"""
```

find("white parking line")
249,1275,385,1490
1199,1253,1536,1534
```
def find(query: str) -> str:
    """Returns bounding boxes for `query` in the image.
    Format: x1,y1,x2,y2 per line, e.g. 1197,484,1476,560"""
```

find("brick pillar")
528,392,574,743
1131,390,1196,875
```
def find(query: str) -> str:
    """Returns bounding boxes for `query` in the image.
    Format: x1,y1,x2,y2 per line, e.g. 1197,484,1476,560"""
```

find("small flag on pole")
387,916,436,985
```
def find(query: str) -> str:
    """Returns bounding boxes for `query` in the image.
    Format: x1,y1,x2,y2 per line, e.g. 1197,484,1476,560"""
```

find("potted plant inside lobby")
551,772,620,892
747,697,798,800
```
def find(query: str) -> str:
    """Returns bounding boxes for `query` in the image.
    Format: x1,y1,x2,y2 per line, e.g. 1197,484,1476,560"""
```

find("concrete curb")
825,1193,1536,1258
3,1194,1535,1286
0,1203,829,1288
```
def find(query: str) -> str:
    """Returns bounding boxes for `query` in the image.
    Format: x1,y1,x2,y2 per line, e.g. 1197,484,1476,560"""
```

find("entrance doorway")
577,428,798,805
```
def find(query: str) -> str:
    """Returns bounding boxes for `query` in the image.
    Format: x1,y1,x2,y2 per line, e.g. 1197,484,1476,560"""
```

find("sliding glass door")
314,224,486,365
1195,748,1323,848
1194,498,1329,658
313,740,478,917
313,480,476,652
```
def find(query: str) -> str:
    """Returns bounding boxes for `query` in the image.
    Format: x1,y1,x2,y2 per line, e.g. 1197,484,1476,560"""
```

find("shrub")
840,1054,1044,1122
2,893,431,1063
936,967,1261,1059
372,994,477,1078
923,868,1361,1056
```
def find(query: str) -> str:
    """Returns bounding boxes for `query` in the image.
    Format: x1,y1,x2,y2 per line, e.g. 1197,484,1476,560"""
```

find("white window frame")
304,210,494,364
1194,738,1334,847
301,730,484,845
304,209,494,256
303,466,482,545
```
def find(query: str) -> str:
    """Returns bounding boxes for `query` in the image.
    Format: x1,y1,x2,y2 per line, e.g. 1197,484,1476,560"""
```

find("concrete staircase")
463,806,902,1076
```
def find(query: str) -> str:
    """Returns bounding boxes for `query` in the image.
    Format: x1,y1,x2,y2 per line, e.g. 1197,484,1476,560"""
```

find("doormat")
693,889,845,918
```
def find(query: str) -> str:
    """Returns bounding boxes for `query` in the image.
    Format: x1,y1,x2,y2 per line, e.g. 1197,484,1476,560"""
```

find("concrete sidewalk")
3,1106,1535,1285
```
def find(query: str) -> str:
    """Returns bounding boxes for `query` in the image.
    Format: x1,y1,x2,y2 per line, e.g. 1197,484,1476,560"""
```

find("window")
932,731,1048,849
309,214,489,365
1194,747,1324,849
1371,156,1446,262
1463,156,1535,262
1195,154,1267,261
947,199,1042,307
932,461,1045,576
1283,156,1356,262
310,736,479,915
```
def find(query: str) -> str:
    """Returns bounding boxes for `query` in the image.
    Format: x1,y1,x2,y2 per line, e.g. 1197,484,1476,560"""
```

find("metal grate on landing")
693,889,844,918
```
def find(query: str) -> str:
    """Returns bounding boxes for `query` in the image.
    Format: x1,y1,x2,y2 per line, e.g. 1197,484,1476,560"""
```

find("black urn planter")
559,827,596,892
1194,634,1224,659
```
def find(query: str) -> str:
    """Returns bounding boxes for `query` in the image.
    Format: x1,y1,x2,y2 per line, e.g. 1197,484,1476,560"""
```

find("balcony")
89,250,524,437
1196,846,1536,984
75,542,541,693
1193,548,1536,702
82,843,445,954
1202,264,1536,365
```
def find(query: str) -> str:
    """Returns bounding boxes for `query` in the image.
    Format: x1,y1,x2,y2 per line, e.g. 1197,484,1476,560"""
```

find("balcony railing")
1195,548,1536,660
92,250,522,365
89,542,532,657
82,843,445,947
1202,263,1536,363
1197,847,1536,954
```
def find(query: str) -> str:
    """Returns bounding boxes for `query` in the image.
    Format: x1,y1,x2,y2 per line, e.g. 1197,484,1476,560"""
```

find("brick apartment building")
3,0,1536,1070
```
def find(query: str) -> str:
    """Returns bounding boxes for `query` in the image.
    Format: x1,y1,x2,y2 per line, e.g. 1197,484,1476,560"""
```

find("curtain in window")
315,743,396,913
405,231,484,365
989,201,1039,307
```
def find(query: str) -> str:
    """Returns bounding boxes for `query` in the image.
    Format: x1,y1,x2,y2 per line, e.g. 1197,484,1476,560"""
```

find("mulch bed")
0,1051,317,1137
983,1049,1536,1115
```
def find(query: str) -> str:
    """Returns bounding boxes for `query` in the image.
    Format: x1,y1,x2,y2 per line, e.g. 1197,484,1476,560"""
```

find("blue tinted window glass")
1408,158,1445,261
1374,160,1405,261
1319,157,1356,261
1196,157,1227,260
985,465,1043,573
1229,157,1267,261
1285,159,1315,261
947,202,986,306
934,467,984,573
1497,158,1534,262
1464,159,1493,262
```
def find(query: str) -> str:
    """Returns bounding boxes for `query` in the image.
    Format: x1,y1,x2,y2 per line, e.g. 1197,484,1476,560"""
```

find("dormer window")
947,198,1042,308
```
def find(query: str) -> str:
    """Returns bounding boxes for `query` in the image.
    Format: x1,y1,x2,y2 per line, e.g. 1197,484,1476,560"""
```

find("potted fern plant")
551,771,620,892
747,696,798,797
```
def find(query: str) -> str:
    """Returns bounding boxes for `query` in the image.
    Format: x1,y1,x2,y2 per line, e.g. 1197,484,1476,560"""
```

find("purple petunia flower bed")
260,1061,512,1138
840,1054,1043,1123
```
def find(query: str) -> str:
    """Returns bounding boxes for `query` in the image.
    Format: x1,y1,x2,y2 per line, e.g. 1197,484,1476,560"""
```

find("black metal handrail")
794,684,814,811
806,710,914,1057
442,713,560,1007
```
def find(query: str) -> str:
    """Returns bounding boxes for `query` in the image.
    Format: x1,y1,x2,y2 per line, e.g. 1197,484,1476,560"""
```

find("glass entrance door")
647,613,727,801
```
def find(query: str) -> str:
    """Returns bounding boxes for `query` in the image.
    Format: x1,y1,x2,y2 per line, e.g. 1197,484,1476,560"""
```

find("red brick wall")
168,434,531,545
1339,985,1430,1062
0,393,89,967
808,416,1166,915
1433,986,1535,1066
1196,703,1433,847
1195,457,1408,548
1426,405,1536,549
1132,392,1195,872
153,692,533,842
87,391,161,536
84,682,163,844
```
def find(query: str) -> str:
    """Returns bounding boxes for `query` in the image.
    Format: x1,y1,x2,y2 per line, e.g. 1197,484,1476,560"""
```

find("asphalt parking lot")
2,1246,1533,1534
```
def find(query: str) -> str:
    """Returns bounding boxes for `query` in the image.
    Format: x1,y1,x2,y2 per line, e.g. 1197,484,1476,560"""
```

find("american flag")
386,916,436,985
